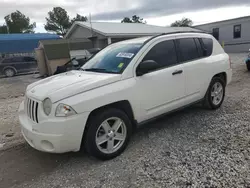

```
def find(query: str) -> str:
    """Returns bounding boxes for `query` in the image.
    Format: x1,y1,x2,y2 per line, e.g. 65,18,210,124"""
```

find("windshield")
81,43,142,74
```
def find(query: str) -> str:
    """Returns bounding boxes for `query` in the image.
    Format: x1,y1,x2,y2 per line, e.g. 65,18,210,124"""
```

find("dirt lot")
0,54,250,188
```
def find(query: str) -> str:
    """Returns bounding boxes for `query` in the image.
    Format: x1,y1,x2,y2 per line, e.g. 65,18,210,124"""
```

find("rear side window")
194,38,203,58
143,40,178,68
2,59,11,64
200,38,213,57
177,38,199,62
12,57,25,63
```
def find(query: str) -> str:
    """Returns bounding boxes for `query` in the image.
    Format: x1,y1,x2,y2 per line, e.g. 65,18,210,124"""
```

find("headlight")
43,98,52,116
55,104,77,117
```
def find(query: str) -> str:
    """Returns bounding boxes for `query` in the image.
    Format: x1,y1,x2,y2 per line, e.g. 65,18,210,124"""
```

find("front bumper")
18,101,89,153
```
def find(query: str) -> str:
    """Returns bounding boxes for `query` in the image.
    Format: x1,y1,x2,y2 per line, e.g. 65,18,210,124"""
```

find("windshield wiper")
81,68,117,74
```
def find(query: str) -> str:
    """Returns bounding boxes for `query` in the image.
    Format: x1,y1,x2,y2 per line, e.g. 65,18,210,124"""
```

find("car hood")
26,71,121,102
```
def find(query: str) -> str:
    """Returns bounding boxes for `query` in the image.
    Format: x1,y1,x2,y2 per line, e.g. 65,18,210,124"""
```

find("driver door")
135,39,186,122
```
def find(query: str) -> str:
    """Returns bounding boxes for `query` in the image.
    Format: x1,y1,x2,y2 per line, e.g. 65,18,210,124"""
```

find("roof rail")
143,30,209,45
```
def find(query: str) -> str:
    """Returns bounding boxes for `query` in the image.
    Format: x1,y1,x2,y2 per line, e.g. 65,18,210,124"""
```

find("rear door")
176,37,212,102
23,57,37,72
11,57,26,73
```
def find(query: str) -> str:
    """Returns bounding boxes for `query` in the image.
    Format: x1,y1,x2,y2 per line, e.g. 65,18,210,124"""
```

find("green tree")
71,14,88,24
44,7,71,36
121,17,133,23
0,25,8,34
170,18,193,27
4,10,36,33
45,7,87,36
121,15,146,23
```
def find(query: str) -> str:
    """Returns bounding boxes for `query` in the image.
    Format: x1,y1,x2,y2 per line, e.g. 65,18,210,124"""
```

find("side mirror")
136,60,159,76
72,59,79,66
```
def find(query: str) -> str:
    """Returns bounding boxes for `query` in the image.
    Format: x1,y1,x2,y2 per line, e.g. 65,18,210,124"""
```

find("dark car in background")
0,56,37,77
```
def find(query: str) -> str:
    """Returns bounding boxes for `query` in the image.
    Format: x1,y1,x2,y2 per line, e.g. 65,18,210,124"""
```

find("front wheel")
203,77,226,109
84,108,132,160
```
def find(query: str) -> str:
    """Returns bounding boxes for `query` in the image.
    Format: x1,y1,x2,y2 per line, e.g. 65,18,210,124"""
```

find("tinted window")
212,28,219,40
12,57,25,62
178,38,199,62
201,38,213,57
194,38,203,58
2,58,11,64
142,40,178,68
23,57,36,62
234,25,241,39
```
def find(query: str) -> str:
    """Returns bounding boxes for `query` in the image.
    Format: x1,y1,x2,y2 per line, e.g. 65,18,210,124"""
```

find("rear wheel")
4,68,15,77
203,77,225,109
84,108,132,160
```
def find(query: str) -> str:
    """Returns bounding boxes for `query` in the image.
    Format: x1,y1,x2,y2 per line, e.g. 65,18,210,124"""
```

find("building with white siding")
65,22,201,49
194,16,250,53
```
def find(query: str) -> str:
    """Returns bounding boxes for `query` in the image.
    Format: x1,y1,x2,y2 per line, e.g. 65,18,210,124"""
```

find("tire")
203,77,226,110
4,68,15,77
84,108,132,160
247,63,250,71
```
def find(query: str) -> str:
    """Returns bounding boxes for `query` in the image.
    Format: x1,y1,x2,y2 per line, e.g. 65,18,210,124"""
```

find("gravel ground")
0,54,250,188
0,74,40,148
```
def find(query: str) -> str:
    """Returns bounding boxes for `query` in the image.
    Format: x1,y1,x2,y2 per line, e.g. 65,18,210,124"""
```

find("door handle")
172,70,183,75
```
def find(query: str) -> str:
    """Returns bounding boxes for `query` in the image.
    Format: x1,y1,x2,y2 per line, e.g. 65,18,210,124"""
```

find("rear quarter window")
200,38,213,57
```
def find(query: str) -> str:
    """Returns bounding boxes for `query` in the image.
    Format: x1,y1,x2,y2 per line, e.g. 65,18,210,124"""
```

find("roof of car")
118,36,153,44
115,32,210,45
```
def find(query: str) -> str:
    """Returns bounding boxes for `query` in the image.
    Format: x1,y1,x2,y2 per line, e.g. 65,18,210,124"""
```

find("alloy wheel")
211,82,224,105
95,117,127,154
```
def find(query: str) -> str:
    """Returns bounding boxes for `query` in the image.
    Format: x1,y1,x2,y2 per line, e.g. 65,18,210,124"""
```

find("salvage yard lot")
0,53,250,188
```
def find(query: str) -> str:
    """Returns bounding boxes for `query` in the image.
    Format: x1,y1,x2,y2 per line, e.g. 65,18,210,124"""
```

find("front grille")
26,97,39,123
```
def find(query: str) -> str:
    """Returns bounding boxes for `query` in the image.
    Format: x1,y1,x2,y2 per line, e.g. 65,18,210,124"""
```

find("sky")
0,0,250,33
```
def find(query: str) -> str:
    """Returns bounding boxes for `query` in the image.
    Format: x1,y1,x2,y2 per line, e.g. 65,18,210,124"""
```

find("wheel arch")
213,72,227,84
3,66,17,74
81,100,136,149
86,100,136,127
203,72,227,99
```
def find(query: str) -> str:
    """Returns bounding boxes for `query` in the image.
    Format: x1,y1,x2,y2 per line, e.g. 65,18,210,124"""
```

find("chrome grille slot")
26,97,39,123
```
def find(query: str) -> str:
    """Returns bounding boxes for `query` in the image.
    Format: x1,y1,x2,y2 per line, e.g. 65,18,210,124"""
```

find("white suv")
19,32,232,160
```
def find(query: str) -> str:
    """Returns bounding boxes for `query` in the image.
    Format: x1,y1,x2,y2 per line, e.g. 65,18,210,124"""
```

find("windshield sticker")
116,52,134,59
118,62,124,68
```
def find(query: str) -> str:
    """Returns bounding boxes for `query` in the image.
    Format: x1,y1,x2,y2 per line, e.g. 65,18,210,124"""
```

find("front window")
82,43,142,74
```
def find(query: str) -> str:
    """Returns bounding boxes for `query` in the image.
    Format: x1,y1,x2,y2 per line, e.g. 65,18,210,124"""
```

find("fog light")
41,140,54,151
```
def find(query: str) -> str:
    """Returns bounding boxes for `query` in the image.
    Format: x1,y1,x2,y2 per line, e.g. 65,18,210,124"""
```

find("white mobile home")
194,16,250,53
